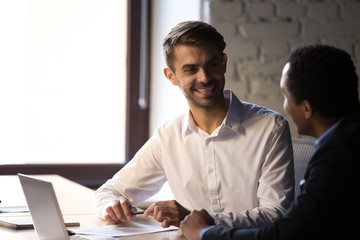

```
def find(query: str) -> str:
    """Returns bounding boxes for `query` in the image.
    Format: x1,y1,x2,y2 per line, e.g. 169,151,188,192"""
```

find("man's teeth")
197,88,212,93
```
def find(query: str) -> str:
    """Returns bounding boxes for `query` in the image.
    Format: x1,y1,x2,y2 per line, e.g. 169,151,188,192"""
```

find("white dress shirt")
93,89,294,228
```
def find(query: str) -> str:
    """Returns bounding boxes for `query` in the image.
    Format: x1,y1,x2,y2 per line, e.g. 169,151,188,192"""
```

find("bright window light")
0,0,127,164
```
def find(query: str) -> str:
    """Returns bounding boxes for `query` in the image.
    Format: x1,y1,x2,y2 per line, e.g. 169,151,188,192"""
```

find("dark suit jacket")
204,111,360,240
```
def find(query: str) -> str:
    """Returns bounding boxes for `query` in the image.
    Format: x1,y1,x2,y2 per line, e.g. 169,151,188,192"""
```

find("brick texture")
205,0,360,138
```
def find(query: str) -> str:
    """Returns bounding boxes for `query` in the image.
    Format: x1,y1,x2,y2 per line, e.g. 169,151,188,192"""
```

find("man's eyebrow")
181,57,219,71
181,64,197,71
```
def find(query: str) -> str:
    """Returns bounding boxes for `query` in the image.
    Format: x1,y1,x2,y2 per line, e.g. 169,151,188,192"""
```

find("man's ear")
222,53,228,72
303,100,313,119
163,68,177,86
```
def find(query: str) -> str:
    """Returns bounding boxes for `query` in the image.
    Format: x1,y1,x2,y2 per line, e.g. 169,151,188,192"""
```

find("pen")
131,210,146,215
131,206,146,215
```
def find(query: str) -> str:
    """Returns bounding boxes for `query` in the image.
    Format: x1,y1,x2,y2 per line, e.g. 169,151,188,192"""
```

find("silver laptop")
18,174,108,240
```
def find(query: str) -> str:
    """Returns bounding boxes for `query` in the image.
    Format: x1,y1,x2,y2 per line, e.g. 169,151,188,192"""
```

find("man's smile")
195,87,214,93
193,86,216,97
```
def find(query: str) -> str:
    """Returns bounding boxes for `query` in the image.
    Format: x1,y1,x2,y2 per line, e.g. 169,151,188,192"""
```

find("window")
1,0,127,165
0,0,150,188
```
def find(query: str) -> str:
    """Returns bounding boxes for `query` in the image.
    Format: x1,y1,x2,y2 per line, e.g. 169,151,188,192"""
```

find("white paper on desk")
0,205,29,213
74,222,178,237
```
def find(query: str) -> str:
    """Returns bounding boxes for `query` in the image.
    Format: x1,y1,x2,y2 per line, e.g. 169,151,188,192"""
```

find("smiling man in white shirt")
93,21,294,229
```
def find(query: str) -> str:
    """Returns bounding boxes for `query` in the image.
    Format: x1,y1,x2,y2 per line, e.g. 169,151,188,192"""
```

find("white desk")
0,175,185,240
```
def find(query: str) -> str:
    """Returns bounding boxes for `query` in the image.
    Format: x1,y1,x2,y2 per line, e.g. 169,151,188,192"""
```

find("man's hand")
143,200,190,228
180,209,215,240
104,196,135,224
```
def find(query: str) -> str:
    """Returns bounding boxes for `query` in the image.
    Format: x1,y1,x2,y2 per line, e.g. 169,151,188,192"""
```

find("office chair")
292,138,316,197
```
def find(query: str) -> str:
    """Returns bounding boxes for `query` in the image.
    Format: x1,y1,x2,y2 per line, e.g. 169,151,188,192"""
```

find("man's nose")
197,68,210,83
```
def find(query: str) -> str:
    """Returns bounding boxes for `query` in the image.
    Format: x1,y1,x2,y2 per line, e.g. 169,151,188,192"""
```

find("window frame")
0,0,151,189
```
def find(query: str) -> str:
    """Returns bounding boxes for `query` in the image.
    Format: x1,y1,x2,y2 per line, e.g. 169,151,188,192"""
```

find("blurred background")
1,0,359,187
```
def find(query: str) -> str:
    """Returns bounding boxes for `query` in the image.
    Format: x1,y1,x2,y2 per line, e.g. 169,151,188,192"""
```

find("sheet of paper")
0,216,79,229
74,221,178,237
0,206,29,213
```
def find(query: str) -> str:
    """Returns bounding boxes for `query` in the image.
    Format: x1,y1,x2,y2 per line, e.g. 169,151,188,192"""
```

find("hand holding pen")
103,196,145,224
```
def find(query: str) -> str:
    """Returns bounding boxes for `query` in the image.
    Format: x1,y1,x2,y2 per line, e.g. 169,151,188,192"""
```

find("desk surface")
0,175,185,240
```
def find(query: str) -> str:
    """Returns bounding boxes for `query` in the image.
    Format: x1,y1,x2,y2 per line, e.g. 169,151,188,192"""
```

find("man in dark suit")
180,44,360,240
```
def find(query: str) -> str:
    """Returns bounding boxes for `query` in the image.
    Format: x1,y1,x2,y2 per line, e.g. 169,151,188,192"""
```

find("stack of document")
75,221,178,237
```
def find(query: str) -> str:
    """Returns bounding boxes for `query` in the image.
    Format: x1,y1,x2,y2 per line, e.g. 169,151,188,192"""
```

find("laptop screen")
18,173,70,240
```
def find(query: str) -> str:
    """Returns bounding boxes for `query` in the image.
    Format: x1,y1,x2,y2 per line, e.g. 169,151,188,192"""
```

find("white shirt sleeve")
92,134,167,219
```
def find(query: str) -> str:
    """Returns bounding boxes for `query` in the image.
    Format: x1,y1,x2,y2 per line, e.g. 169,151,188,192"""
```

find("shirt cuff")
200,225,216,239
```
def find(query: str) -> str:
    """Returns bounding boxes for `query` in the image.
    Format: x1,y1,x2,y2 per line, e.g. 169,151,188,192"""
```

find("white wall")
149,0,201,135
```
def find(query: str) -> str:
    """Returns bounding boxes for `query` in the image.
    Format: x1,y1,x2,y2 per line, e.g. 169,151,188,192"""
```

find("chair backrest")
292,138,316,197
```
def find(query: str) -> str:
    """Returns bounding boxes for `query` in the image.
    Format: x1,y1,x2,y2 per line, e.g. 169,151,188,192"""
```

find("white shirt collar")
182,89,245,136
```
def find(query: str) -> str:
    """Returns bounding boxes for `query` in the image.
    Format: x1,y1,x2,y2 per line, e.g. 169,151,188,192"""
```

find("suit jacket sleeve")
203,225,260,240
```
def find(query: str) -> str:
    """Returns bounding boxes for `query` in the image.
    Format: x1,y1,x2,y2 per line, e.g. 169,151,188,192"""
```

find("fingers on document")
146,202,181,227
161,217,179,228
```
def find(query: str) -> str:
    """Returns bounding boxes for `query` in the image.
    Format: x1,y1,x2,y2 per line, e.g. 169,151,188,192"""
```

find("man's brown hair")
162,21,226,72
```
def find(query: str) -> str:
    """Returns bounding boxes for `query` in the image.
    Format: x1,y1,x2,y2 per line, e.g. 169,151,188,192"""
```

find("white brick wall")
277,3,305,18
204,0,360,138
307,3,338,20
247,3,274,18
